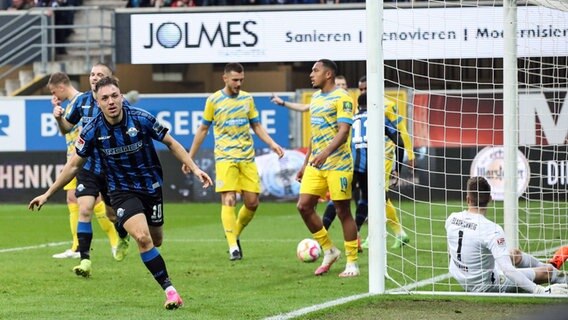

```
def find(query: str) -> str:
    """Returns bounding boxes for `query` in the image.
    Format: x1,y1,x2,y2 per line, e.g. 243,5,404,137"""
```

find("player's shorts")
300,165,352,201
465,268,534,293
110,188,164,228
64,177,77,191
75,169,111,206
215,161,260,193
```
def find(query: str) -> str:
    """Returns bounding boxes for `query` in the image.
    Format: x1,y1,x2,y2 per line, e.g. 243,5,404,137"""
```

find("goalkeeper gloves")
534,283,568,295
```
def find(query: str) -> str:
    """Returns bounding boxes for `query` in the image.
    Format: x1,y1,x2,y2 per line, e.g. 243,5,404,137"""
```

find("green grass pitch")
0,202,563,319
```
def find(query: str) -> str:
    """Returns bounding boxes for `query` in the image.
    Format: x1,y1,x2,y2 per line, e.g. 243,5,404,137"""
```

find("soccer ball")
296,238,321,263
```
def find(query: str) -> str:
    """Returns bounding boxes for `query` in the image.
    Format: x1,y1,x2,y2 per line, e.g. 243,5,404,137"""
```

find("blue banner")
22,94,290,151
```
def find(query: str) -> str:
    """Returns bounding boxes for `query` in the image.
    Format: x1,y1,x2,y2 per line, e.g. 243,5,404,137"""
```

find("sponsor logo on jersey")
225,118,248,126
103,141,143,156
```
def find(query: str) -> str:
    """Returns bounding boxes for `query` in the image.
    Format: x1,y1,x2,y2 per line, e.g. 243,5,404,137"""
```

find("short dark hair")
317,59,338,77
467,176,491,208
358,75,367,83
95,76,119,93
224,62,244,74
48,72,70,86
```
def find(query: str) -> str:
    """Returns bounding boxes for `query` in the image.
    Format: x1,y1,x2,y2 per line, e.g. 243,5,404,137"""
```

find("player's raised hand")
52,96,65,119
28,194,49,211
270,94,284,106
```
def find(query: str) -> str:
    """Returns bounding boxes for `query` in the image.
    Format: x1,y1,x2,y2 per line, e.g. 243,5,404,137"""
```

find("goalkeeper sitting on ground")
446,176,568,294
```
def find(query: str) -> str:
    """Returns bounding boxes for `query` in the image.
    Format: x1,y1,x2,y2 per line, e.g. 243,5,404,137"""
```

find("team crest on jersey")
76,184,85,192
343,101,353,113
75,137,85,151
126,127,138,137
117,208,125,218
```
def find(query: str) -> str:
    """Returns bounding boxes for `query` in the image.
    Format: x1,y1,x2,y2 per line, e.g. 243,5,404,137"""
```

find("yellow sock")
221,205,237,247
386,199,403,235
68,202,79,251
235,206,255,237
94,201,119,248
313,227,333,251
344,239,358,263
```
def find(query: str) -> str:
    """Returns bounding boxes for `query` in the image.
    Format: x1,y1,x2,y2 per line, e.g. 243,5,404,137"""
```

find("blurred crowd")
2,0,81,54
125,0,366,7
3,0,82,10
1,0,368,10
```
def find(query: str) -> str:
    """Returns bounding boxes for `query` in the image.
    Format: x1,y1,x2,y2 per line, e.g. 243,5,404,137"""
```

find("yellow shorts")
299,165,352,201
64,177,77,191
215,161,260,193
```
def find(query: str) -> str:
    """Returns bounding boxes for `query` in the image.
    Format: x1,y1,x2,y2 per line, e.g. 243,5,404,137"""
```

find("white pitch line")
264,246,562,320
0,241,70,253
0,238,296,254
264,293,375,320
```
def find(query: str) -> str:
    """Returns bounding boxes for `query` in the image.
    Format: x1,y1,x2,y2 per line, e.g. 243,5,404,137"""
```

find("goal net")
377,0,568,294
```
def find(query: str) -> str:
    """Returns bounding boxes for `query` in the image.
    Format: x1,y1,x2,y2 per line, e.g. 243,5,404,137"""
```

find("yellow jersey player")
382,97,414,248
48,72,82,259
184,62,284,261
296,59,359,277
357,76,415,249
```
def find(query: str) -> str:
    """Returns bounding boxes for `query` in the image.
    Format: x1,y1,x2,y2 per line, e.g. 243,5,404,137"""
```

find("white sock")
165,286,176,294
230,245,239,253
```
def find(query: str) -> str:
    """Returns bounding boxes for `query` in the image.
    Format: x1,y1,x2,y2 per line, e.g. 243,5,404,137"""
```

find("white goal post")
366,0,568,295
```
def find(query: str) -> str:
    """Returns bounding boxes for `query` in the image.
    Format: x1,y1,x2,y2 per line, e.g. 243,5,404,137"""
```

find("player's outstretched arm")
28,154,86,211
181,123,210,175
250,122,284,158
163,133,213,188
271,94,309,112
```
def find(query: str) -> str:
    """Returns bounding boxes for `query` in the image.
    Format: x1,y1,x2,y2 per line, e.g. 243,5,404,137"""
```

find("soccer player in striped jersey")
321,93,406,252
29,76,213,309
49,71,117,259
358,76,415,249
53,63,130,270
184,62,284,261
446,176,568,294
296,59,359,277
